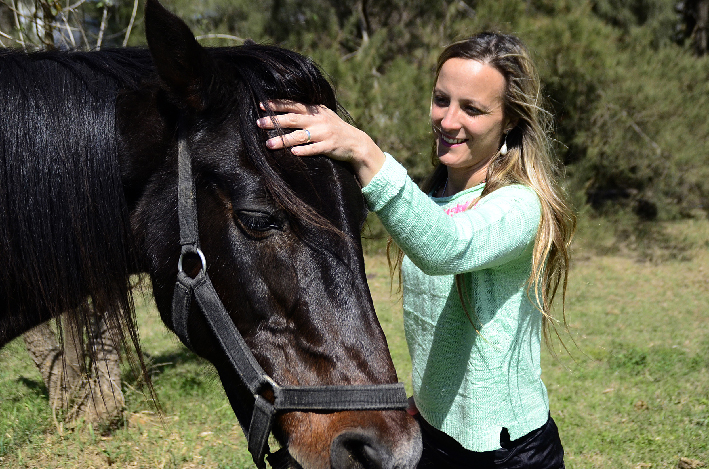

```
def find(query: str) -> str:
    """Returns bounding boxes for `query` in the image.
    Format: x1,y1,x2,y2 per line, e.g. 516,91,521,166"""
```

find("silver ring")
178,246,207,276
304,129,311,144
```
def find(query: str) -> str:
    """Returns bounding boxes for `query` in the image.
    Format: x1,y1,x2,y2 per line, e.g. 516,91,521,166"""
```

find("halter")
170,129,408,469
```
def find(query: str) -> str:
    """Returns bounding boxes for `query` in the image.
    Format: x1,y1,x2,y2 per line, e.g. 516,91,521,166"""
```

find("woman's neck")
440,166,488,197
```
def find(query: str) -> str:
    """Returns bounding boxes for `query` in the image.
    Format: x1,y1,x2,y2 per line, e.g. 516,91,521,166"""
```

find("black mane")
0,49,153,344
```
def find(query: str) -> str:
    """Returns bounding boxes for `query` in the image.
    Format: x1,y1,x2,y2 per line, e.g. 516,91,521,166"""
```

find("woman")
257,32,575,469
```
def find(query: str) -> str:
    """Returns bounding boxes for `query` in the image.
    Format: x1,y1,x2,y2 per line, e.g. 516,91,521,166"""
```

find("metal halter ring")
178,245,207,277
304,129,311,144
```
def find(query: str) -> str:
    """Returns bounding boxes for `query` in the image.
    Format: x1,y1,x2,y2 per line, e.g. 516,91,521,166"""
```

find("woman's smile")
438,131,468,147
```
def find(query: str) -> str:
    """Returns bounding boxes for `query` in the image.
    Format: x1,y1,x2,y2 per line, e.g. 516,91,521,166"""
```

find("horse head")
121,1,421,467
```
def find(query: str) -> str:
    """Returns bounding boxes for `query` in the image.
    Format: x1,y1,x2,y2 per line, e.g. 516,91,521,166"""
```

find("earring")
500,134,509,156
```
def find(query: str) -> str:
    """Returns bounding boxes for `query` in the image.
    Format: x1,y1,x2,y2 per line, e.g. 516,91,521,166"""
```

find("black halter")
170,131,408,469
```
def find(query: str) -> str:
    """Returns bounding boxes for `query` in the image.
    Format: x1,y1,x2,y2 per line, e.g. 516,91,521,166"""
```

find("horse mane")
0,49,152,368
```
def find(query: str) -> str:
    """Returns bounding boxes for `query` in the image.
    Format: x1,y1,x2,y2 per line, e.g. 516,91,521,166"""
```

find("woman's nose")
439,106,460,131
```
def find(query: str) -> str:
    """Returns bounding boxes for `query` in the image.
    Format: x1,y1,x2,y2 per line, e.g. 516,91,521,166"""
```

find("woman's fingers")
256,102,320,132
256,113,303,131
265,128,313,150
258,100,385,185
260,100,312,114
257,101,331,149
259,100,322,129
256,101,364,162
291,140,328,157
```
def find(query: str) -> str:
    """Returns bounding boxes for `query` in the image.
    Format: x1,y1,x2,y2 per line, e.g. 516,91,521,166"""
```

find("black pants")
415,414,565,469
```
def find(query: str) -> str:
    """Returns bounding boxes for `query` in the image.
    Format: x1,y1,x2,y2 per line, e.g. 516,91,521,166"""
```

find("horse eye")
236,210,283,234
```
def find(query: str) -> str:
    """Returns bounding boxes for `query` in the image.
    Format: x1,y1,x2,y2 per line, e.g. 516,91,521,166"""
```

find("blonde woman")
258,32,575,468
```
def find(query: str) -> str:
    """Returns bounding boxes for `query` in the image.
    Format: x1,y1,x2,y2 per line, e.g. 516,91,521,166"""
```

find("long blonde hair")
389,32,576,346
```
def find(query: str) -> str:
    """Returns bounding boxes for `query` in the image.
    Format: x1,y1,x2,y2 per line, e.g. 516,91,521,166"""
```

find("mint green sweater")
362,154,549,452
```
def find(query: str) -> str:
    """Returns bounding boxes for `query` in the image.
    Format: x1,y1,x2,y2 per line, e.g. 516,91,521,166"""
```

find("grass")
543,216,709,468
0,289,254,469
1,216,708,468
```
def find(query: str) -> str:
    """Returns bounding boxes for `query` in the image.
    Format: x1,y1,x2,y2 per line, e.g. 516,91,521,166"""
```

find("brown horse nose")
330,430,418,469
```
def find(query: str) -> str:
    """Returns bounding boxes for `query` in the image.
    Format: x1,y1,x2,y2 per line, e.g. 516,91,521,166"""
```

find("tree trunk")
23,312,125,427
695,0,709,56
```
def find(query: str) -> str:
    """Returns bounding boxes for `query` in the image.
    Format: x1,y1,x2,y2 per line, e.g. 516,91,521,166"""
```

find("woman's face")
431,58,510,173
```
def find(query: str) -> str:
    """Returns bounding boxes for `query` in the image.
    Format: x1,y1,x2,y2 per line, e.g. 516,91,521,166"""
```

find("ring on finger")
304,129,311,144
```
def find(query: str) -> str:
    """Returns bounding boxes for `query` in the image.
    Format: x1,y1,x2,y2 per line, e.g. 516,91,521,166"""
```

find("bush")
11,0,704,221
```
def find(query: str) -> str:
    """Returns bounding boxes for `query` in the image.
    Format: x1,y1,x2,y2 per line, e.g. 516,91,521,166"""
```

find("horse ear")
144,0,210,111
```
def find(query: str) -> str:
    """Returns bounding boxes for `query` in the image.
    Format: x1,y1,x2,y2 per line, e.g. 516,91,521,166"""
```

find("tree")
0,0,140,50
177,0,709,220
676,0,709,55
23,312,124,427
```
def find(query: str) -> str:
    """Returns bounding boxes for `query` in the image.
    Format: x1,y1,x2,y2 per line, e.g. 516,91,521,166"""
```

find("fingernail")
265,139,274,149
256,118,264,127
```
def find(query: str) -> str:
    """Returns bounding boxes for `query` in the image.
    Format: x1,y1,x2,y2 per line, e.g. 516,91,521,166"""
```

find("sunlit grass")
1,217,708,468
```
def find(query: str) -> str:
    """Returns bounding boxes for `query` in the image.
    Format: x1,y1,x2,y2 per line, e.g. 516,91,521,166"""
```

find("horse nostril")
330,431,390,469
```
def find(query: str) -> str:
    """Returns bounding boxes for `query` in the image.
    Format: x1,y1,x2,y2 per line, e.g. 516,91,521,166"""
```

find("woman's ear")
504,117,519,134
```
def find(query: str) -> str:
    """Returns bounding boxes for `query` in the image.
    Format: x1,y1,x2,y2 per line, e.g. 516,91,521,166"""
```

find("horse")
0,1,422,467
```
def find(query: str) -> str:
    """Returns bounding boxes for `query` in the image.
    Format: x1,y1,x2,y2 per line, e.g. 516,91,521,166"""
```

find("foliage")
509,2,709,220
1,0,707,220
172,0,709,220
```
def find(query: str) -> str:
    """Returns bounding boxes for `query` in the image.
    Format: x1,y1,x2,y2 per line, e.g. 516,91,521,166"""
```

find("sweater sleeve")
362,153,541,275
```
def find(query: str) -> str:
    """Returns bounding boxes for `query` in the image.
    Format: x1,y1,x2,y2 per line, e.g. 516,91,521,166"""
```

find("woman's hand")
256,100,386,186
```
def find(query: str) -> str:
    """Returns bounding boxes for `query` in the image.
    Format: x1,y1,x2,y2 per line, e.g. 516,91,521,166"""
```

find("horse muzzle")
284,409,422,469
330,425,422,469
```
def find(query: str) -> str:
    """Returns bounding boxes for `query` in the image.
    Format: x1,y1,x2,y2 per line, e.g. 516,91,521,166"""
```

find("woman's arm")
256,101,386,187
364,155,541,275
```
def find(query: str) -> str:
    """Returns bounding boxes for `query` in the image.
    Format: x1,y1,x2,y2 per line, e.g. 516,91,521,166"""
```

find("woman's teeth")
441,134,466,145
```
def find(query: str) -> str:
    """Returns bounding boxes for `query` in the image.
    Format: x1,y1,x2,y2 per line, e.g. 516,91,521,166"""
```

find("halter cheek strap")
171,129,408,469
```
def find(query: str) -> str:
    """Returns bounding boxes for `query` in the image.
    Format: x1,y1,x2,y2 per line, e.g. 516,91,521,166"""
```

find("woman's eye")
464,106,483,116
236,211,283,233
432,95,449,107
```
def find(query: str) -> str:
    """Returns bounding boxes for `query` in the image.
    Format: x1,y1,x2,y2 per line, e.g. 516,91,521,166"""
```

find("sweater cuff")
361,152,409,212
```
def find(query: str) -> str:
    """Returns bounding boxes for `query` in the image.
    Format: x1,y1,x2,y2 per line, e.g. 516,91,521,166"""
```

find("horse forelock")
207,45,366,241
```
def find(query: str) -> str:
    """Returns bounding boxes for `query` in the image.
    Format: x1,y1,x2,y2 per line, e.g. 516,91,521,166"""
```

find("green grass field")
1,217,708,468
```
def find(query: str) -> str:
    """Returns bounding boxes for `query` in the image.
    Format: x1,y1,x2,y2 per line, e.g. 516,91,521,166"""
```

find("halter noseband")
171,130,408,469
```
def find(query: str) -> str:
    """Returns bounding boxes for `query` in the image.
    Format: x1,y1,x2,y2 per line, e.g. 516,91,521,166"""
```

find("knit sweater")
362,153,549,452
